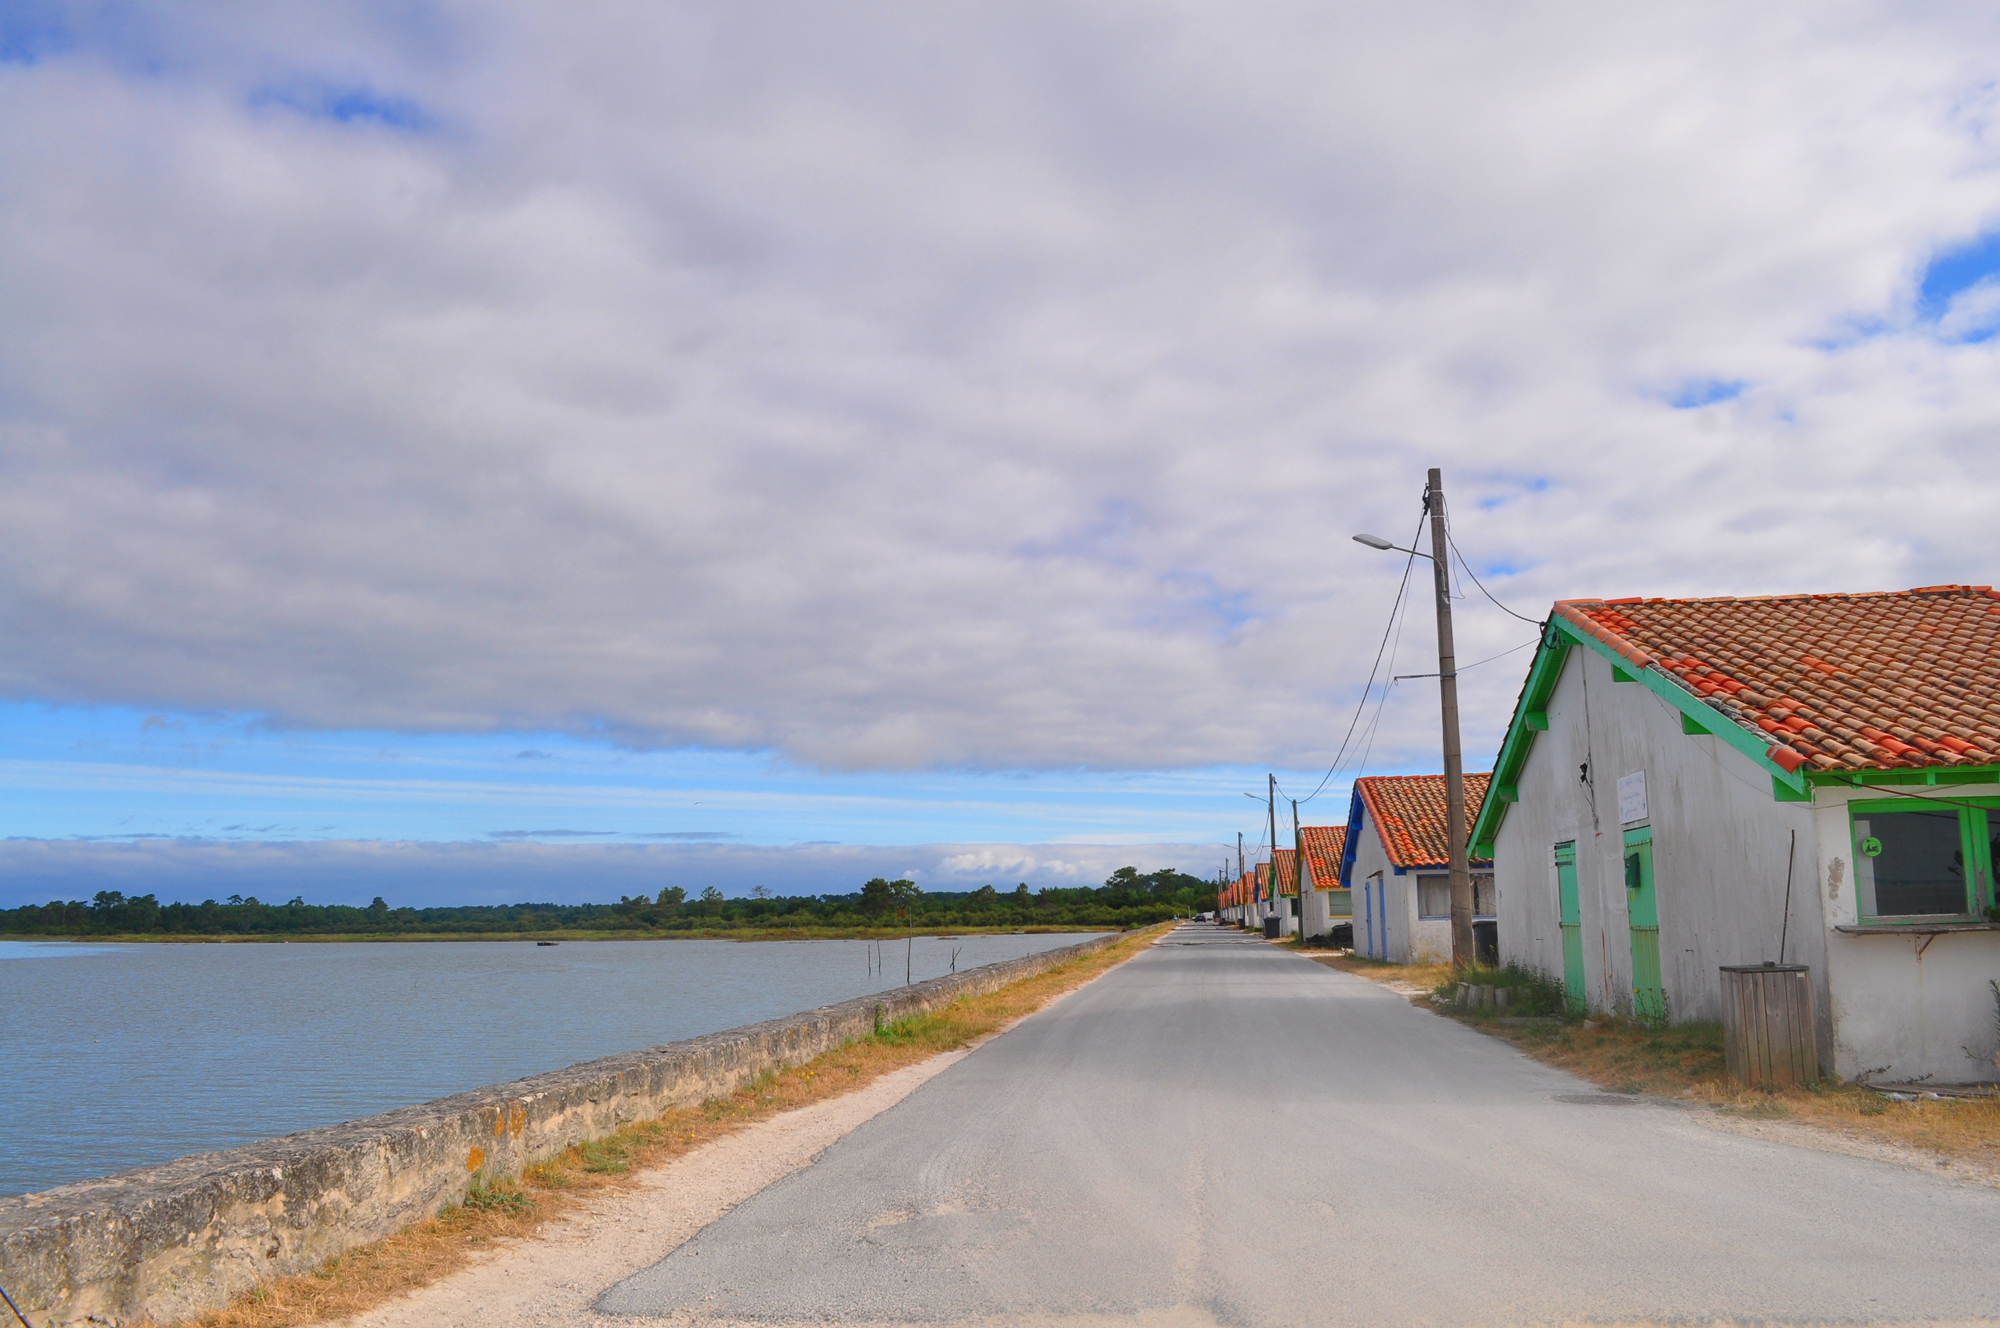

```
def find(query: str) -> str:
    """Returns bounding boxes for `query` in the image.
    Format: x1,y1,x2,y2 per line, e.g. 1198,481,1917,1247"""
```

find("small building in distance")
1299,825,1350,943
1341,773,1494,963
1272,847,1299,937
1220,870,1248,925
1221,865,1266,929
1470,585,2000,1084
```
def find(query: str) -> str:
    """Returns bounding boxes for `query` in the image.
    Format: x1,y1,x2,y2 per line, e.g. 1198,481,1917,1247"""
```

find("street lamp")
1353,468,1475,969
1352,533,1429,559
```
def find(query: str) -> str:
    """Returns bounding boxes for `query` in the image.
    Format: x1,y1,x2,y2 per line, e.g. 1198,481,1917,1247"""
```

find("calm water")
0,933,1101,1197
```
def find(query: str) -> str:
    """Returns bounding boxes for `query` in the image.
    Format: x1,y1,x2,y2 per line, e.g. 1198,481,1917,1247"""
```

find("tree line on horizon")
0,866,1212,937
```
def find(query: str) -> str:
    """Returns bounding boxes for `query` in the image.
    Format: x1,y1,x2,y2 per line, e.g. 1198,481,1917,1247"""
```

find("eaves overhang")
1468,613,1815,858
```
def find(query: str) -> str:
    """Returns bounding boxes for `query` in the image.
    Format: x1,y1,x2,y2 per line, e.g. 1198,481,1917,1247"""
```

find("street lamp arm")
1352,533,1434,560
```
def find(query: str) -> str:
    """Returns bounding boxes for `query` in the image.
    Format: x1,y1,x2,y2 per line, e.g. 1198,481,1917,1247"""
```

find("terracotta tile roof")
1354,773,1492,869
1300,825,1347,889
1556,585,2000,773
1273,848,1299,896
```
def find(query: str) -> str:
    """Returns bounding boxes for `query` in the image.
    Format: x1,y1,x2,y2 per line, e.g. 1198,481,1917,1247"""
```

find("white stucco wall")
1809,785,2000,1083
1348,808,1445,963
1350,807,1394,959
1405,882,1451,964
1300,859,1332,938
1491,645,1829,1060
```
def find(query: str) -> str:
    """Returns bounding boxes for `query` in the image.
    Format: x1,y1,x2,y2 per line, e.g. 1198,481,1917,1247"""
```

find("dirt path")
338,1049,968,1328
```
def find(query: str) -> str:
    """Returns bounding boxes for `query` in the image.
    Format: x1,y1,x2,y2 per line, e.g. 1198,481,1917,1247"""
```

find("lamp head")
1352,533,1394,550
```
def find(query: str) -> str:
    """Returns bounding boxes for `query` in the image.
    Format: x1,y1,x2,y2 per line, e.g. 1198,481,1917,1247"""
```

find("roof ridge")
1556,585,1995,608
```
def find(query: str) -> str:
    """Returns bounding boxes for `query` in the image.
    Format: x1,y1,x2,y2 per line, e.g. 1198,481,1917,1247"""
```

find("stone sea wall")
0,933,1119,1326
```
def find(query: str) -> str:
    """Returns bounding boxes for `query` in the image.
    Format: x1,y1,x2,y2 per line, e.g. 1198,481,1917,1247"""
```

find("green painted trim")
1623,825,1653,847
1468,624,1573,858
1610,637,1810,798
1847,800,1992,920
1808,765,2000,789
1469,614,1818,857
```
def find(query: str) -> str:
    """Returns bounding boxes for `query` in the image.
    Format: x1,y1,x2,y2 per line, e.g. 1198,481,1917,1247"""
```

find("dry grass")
189,926,1168,1328
1305,950,1455,996
1316,952,2000,1172
1489,1016,2000,1164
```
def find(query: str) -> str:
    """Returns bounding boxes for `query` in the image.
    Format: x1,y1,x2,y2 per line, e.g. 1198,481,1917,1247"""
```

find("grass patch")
189,925,1167,1328
1428,964,1569,1017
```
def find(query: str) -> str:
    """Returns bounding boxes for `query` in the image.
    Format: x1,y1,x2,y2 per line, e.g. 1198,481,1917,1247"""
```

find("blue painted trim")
1339,786,1366,889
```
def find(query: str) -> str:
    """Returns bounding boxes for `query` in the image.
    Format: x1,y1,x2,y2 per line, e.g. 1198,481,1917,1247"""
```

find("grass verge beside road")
1312,953,2000,1174
192,924,1169,1328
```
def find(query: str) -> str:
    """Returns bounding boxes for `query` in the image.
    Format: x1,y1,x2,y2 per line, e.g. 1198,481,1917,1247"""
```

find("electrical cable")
1391,636,1539,681
1289,508,1429,806
1442,512,1542,625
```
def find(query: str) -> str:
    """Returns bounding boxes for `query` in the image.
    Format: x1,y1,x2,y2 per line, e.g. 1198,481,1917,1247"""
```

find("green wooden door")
1624,827,1665,1023
1554,841,1585,1015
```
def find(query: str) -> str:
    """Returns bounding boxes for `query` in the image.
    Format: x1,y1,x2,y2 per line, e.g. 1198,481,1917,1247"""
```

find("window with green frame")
1850,799,1999,920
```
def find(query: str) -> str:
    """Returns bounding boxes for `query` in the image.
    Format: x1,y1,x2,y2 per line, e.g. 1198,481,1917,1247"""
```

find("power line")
1442,512,1542,626
1391,635,1539,681
1290,508,1429,807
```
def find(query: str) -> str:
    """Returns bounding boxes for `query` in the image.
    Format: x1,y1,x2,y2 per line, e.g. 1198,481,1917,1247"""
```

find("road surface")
599,926,2000,1325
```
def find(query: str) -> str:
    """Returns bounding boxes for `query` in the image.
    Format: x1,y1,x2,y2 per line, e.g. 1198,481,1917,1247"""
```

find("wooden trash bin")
1719,963,1818,1088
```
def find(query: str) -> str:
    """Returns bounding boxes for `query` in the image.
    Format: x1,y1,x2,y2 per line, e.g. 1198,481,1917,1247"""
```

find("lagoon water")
0,932,1102,1198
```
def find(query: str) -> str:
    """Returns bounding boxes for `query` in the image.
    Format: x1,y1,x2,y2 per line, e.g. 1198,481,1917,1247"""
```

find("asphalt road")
600,926,2000,1325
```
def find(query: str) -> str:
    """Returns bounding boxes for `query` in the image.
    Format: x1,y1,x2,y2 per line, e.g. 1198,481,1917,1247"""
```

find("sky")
5,2,2000,906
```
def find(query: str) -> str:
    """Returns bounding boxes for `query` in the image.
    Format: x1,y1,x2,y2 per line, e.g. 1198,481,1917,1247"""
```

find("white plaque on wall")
1617,771,1648,824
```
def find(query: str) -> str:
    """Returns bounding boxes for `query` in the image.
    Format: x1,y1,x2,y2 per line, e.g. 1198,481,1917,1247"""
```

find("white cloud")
3,2,2000,778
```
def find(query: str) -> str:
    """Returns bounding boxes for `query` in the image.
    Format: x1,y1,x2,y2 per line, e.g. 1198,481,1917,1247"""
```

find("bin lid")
1719,962,1809,973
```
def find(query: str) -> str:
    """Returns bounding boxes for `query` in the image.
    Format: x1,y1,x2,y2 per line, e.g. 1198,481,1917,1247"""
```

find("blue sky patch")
1666,379,1744,410
0,3,71,65
1918,230,2000,320
1475,476,1549,511
254,84,429,131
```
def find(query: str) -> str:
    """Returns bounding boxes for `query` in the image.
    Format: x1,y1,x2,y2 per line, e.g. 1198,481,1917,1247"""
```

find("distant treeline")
0,866,1213,937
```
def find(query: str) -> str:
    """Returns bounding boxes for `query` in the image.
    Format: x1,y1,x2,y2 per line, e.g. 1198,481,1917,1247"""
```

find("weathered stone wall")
0,934,1119,1326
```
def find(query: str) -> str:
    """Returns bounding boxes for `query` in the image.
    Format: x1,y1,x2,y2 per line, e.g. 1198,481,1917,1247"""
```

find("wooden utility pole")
1292,799,1306,941
1237,832,1245,928
1425,467,1475,969
1266,774,1280,933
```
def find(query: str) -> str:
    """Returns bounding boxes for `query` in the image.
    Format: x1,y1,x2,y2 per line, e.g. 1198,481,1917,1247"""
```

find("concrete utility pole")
1425,467,1475,969
1237,833,1245,929
1292,799,1306,941
1266,774,1279,933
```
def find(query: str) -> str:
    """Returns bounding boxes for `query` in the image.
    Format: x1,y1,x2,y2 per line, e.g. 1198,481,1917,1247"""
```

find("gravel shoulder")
336,1049,970,1328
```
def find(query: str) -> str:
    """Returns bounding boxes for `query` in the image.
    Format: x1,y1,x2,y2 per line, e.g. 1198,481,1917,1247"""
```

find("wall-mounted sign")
1617,771,1648,824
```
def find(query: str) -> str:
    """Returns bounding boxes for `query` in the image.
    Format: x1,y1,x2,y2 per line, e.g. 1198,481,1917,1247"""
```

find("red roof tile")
1555,586,2000,773
1354,773,1492,869
1300,825,1347,889
1273,848,1300,896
